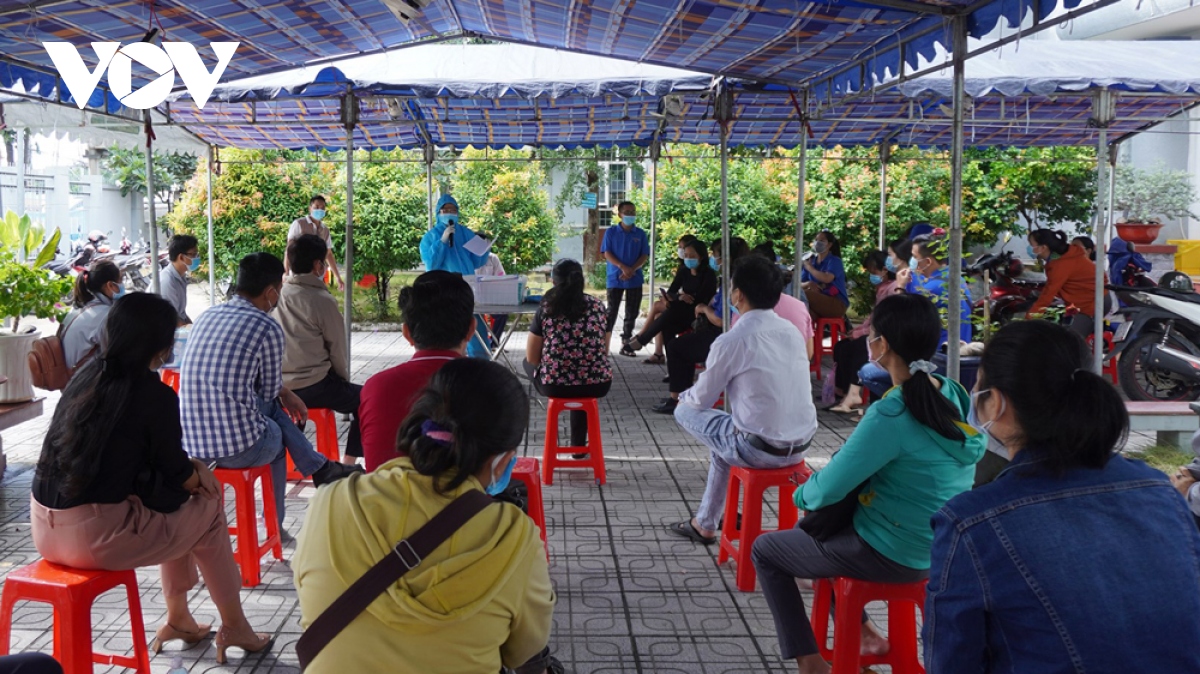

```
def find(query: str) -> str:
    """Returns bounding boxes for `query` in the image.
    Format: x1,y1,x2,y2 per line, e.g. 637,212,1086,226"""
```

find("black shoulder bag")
296,490,496,670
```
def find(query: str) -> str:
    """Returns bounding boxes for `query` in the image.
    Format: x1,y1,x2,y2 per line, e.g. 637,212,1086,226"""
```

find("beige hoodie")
293,458,554,673
274,273,347,389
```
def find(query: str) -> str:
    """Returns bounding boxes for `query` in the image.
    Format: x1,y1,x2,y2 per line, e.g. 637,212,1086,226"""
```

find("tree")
166,149,336,282
101,145,198,217
450,148,556,274
966,146,1097,231
324,149,428,317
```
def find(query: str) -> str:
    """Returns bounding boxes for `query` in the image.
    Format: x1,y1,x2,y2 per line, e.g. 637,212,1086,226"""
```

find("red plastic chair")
542,398,605,486
811,318,845,380
286,408,341,480
214,465,283,587
160,368,180,393
811,577,929,674
0,561,151,674
718,462,812,591
511,457,548,559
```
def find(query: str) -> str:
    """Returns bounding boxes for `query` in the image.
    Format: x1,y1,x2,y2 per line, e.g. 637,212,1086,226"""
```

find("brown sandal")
644,353,665,364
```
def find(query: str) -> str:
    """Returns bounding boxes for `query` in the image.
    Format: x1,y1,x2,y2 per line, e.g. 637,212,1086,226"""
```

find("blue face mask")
310,209,325,221
709,256,720,271
869,273,883,285
621,215,636,227
113,283,126,299
1027,244,1038,259
683,258,700,270
885,257,897,273
485,454,517,496
909,256,920,273
438,212,459,227
967,389,1005,446
187,255,200,272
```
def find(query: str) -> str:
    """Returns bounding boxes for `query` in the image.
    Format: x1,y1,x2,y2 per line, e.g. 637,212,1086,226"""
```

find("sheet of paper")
464,235,493,256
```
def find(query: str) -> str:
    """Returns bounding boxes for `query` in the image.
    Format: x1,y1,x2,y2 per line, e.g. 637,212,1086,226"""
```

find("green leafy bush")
0,211,71,332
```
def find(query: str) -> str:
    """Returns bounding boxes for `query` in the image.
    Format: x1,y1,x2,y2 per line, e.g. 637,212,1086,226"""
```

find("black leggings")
523,361,611,446
832,335,869,393
665,329,720,394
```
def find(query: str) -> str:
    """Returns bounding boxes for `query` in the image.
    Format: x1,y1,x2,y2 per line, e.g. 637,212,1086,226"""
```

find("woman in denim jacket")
926,320,1200,673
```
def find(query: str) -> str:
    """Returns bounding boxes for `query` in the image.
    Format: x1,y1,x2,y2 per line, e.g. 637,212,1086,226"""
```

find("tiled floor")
0,320,1157,674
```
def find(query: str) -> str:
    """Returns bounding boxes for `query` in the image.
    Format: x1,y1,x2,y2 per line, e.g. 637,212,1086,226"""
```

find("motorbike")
965,250,1047,325
1109,283,1200,401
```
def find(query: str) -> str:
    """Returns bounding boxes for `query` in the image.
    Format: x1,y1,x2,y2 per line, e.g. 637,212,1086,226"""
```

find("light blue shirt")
419,222,490,276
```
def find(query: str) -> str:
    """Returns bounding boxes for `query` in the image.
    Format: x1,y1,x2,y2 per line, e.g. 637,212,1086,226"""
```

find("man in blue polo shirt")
602,201,650,356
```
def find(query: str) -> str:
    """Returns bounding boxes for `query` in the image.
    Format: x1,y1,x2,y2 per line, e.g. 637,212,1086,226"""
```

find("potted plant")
0,210,72,403
1112,164,1199,245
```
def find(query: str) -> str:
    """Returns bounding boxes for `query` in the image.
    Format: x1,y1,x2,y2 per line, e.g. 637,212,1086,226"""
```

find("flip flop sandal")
667,520,717,545
644,353,665,364
619,344,637,357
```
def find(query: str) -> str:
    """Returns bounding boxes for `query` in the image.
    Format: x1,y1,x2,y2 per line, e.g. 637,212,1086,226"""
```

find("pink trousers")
30,494,242,606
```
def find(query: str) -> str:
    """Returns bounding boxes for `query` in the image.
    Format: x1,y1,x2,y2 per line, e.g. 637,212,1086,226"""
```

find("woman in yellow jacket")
294,359,558,673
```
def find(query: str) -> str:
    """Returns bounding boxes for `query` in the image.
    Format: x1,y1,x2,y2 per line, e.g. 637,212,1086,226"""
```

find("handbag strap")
296,489,496,669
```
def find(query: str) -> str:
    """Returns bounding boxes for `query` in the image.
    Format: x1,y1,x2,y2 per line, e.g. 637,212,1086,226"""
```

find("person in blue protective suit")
420,194,493,358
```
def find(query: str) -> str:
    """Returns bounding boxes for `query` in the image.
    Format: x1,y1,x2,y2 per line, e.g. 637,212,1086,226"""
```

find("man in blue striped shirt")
180,253,360,526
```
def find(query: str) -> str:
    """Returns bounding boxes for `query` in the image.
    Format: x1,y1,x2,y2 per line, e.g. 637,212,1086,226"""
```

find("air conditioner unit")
382,0,433,24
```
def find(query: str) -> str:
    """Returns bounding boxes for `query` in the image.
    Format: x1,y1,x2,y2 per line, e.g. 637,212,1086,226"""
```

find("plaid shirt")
180,295,285,459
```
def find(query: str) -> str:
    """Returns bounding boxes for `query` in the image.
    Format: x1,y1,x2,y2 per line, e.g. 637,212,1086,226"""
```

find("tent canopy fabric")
0,0,1087,113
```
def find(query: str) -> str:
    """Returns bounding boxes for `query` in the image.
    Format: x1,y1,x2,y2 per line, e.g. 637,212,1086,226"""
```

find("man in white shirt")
667,255,819,545
286,195,344,290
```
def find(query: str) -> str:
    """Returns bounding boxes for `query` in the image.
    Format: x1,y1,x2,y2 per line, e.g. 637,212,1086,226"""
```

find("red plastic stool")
542,398,605,485
214,465,283,588
160,368,180,393
1087,334,1118,384
285,408,341,480
511,457,548,559
811,577,928,674
718,462,812,591
0,561,151,674
811,318,845,380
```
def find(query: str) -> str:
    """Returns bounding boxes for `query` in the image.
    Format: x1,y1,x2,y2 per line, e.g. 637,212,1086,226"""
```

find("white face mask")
868,335,886,368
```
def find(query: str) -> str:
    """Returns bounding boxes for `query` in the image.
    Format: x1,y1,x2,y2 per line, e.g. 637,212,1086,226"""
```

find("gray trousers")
751,526,927,660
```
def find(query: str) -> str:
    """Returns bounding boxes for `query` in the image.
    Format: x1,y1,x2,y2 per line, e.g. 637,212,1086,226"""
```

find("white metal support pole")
946,16,967,381
145,112,160,295
717,86,732,332
425,145,435,229
343,93,357,373
206,145,216,305
793,98,808,300
14,128,25,216
649,143,660,302
1092,89,1113,373
878,143,889,250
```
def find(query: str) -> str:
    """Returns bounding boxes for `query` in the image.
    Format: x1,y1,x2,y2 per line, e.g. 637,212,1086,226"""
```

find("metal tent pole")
145,113,160,295
878,143,890,250
946,16,967,381
717,87,732,332
14,128,25,216
793,101,808,300
425,145,435,229
206,145,216,305
1093,89,1114,374
649,143,660,302
343,93,357,372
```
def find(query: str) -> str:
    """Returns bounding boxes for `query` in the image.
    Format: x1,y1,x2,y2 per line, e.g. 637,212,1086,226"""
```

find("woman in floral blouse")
525,259,613,448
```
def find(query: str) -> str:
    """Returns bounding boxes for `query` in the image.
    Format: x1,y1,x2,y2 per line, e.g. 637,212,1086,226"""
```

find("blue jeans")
212,398,328,525
858,362,892,398
674,403,808,532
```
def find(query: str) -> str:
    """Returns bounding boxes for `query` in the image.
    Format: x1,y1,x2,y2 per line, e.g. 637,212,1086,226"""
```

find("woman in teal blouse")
751,293,986,674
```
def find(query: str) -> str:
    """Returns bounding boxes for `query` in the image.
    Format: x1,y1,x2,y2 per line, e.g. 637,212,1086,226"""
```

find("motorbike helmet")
87,230,107,243
1159,271,1194,293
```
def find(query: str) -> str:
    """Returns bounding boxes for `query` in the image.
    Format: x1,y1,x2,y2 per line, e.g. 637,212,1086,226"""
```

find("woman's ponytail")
73,260,120,308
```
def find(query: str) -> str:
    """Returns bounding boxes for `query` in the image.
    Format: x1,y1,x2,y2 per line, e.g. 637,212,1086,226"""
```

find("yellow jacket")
293,458,554,673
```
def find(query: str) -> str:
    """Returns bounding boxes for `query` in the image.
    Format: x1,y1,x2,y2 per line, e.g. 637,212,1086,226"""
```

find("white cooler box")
162,326,190,369
468,275,526,306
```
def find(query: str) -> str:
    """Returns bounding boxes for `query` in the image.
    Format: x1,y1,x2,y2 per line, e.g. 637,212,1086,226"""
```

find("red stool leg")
734,477,766,592
830,579,866,674
0,581,18,656
887,593,922,674
58,593,94,674
811,579,834,661
585,399,605,485
259,470,284,561
234,475,261,588
717,469,743,565
542,400,563,485
120,574,152,674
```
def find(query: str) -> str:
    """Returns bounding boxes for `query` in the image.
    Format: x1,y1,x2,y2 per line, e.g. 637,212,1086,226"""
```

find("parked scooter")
966,250,1047,325
1109,280,1200,402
